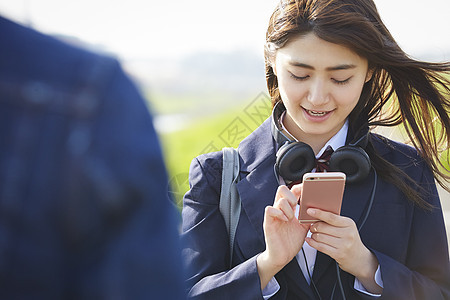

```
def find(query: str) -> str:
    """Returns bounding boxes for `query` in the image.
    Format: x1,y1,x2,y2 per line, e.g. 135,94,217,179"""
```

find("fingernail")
307,208,316,215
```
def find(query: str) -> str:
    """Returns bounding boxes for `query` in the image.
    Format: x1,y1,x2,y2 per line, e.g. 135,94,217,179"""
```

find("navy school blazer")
181,118,450,300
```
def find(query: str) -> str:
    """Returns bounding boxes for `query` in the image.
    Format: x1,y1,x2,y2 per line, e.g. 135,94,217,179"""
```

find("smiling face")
273,32,372,153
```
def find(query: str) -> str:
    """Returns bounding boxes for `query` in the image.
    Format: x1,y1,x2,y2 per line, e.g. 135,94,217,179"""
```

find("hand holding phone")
298,172,346,223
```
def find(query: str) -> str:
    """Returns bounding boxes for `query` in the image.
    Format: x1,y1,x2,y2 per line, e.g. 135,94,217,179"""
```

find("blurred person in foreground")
0,15,185,299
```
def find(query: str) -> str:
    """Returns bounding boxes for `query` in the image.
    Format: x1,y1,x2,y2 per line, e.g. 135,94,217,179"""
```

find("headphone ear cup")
329,146,371,183
276,142,316,182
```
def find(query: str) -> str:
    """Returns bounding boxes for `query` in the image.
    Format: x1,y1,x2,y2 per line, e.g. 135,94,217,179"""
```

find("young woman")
181,0,450,299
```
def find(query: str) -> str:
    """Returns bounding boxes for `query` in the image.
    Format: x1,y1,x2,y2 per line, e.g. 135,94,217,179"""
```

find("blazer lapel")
236,119,279,249
236,158,278,247
283,258,317,299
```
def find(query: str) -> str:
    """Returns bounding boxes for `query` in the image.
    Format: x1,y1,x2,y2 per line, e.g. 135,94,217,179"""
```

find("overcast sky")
1,0,449,61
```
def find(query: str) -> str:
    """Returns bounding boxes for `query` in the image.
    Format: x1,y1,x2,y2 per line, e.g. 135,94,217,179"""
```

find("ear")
365,68,374,83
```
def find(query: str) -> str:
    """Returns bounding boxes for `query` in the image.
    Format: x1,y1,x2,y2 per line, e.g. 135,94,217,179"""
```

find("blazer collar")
237,118,276,173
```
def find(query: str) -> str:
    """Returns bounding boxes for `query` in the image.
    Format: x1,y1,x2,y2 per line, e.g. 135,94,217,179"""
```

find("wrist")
257,251,283,290
354,249,383,294
356,249,379,280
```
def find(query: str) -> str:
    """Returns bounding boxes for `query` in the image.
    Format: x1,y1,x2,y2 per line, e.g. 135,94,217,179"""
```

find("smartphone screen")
298,172,346,223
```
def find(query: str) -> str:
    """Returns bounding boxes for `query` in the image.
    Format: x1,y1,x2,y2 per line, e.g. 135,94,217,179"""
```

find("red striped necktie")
315,146,334,172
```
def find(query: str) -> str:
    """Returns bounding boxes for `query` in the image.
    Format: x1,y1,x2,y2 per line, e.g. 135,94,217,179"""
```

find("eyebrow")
288,61,357,71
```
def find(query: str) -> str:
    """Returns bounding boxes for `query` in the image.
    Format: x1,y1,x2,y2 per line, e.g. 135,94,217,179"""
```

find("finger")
310,221,343,238
310,232,341,248
307,208,352,227
265,206,288,222
306,234,358,266
275,185,298,207
275,197,295,220
289,183,302,200
305,236,338,257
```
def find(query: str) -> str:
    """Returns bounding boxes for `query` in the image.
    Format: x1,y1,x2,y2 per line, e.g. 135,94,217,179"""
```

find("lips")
300,107,335,123
305,108,330,117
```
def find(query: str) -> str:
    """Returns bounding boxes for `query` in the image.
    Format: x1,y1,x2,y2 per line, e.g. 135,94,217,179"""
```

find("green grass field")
159,93,272,208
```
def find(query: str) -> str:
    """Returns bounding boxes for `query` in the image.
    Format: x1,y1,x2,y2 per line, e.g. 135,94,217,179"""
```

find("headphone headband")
271,101,294,146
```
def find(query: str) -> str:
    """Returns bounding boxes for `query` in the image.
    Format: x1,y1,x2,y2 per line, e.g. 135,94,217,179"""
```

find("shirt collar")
280,111,348,158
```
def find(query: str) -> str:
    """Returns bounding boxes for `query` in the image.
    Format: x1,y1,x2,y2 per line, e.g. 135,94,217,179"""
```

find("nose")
307,78,328,106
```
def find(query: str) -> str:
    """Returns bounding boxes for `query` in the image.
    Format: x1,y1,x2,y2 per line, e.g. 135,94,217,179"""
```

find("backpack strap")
219,147,241,266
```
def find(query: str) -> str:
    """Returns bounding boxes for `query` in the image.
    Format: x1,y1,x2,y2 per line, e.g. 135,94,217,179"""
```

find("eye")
332,77,352,85
289,72,309,81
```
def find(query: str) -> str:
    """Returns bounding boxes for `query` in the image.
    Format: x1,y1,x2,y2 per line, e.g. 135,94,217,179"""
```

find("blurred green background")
153,92,272,209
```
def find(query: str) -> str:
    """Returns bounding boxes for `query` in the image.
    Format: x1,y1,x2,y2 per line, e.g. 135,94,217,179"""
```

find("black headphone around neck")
271,102,371,184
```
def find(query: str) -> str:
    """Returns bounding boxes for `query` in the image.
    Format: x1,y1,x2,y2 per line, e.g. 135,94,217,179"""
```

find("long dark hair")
265,0,450,207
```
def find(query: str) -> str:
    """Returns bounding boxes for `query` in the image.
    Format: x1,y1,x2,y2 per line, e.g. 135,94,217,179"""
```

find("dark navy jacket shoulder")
0,16,185,299
182,117,450,300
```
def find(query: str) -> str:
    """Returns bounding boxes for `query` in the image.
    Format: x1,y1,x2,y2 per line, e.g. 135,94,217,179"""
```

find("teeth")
307,109,327,116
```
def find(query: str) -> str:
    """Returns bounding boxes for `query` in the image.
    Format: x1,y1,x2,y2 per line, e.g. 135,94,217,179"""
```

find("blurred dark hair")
265,0,450,207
